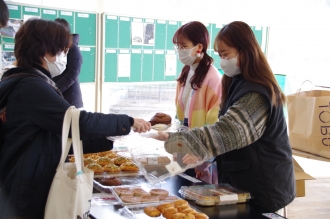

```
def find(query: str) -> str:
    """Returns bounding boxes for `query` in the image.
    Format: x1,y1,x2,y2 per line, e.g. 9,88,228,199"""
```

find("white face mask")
176,46,197,66
220,54,241,77
44,54,66,77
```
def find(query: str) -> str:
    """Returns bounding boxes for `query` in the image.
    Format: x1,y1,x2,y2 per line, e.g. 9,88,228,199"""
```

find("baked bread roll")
191,212,209,219
83,158,95,166
97,157,113,166
133,188,150,197
97,150,114,157
141,195,159,202
120,161,139,171
173,199,188,208
181,208,196,214
149,113,172,126
177,204,190,212
150,188,169,196
162,207,178,219
171,213,195,219
165,196,178,201
103,164,121,173
113,187,131,196
121,196,141,203
86,163,103,174
113,156,131,166
88,154,101,161
157,202,174,213
99,177,122,186
144,206,161,217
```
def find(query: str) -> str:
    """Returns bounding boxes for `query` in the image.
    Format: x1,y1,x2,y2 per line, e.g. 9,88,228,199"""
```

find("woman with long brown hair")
156,21,295,213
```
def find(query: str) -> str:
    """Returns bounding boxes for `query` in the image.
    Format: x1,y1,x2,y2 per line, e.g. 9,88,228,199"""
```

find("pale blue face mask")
220,54,241,77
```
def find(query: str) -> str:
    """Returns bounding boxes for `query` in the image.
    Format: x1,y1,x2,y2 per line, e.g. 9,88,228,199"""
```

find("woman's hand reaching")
182,154,202,164
132,118,151,133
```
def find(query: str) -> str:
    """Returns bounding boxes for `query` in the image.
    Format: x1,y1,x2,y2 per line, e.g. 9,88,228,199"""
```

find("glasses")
173,45,196,53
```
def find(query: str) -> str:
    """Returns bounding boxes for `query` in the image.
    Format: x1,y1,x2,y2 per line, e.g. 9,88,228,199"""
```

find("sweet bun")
165,196,178,201
103,164,121,173
144,206,161,217
88,154,101,161
149,113,172,126
162,207,178,219
97,157,113,166
113,187,130,196
191,212,209,219
157,202,174,213
173,199,188,208
171,213,195,219
120,161,139,171
113,156,131,166
181,208,196,214
141,195,159,202
86,163,103,174
150,188,169,196
83,158,95,166
99,177,122,186
177,204,190,212
121,196,141,203
133,188,150,197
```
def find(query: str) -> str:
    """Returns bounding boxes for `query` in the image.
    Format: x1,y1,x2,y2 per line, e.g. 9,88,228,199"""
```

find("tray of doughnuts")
119,199,209,219
111,185,180,206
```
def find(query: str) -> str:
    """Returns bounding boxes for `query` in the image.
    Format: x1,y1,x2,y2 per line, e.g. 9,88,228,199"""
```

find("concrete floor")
287,156,330,219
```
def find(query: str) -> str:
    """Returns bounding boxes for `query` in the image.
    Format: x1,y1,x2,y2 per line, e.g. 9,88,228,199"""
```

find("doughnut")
150,188,169,196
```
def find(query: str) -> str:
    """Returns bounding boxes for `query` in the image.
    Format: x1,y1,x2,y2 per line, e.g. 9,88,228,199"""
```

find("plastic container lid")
178,184,251,206
130,132,210,184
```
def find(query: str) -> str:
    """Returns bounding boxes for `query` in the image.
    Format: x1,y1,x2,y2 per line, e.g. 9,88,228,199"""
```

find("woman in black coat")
0,18,151,219
53,18,84,108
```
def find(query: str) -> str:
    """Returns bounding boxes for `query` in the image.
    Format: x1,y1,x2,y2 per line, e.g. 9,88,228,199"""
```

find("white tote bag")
44,106,94,219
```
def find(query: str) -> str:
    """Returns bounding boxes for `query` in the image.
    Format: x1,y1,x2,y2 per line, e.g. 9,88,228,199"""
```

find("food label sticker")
262,213,286,219
219,194,238,205
147,157,158,165
165,161,183,176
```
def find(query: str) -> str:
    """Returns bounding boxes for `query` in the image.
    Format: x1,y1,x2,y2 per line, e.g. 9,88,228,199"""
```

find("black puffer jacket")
0,66,133,219
53,34,83,108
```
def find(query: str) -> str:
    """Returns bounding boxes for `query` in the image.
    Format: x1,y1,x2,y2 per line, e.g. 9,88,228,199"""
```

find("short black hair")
54,18,70,32
0,0,9,28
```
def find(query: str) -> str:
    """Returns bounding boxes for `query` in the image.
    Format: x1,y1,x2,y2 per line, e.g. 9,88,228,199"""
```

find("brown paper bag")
287,90,330,159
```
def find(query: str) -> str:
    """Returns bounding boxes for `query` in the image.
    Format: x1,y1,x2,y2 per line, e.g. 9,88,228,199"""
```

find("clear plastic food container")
111,185,180,206
130,132,210,184
178,184,251,206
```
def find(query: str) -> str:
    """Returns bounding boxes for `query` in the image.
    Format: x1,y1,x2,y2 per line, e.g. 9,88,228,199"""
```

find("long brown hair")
173,21,213,89
214,21,285,107
14,18,71,69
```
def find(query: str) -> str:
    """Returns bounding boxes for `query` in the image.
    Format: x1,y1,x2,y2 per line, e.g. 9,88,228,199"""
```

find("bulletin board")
102,13,269,83
0,3,97,83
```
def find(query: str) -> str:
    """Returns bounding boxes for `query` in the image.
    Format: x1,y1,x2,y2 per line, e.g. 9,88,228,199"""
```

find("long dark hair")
214,21,285,107
173,21,213,89
0,0,9,28
14,19,72,69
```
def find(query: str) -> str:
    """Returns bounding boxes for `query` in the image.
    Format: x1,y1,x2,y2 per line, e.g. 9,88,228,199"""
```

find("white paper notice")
23,15,40,22
117,54,131,77
165,54,177,76
131,22,144,45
